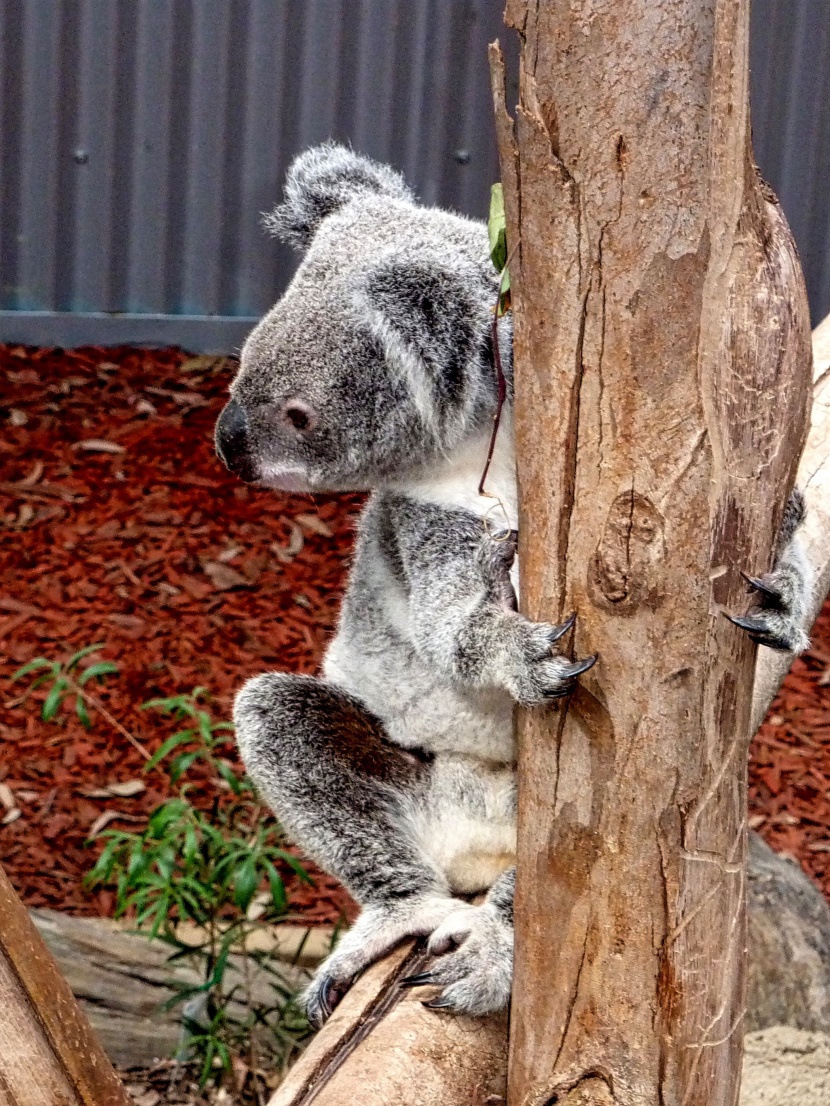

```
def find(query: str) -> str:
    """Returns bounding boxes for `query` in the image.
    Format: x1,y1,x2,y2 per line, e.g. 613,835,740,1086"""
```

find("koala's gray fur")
217,143,813,1027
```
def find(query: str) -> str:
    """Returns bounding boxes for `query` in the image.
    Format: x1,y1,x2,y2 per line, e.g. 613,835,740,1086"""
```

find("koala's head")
215,143,505,492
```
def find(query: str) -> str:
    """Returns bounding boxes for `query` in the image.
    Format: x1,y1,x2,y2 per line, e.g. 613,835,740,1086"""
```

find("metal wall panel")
0,0,827,352
750,0,830,325
0,0,513,349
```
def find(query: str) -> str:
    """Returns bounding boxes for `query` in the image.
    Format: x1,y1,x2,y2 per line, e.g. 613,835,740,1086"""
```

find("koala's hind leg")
234,673,470,1027
725,488,813,653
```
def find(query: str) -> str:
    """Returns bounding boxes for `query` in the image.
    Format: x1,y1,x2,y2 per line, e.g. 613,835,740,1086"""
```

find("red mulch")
0,344,359,923
1,343,829,922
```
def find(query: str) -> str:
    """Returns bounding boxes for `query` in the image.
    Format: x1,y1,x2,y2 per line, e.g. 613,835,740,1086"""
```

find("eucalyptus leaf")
41,678,67,721
488,183,508,272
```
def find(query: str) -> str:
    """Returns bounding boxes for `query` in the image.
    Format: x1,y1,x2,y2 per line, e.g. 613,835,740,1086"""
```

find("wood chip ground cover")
1,343,829,921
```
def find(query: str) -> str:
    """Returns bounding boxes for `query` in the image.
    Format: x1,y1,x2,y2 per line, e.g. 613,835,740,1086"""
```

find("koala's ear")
365,259,491,410
264,143,414,251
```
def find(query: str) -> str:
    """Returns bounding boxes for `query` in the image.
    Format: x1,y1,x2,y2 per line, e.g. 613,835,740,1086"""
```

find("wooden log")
29,910,318,1070
0,865,130,1106
269,944,508,1106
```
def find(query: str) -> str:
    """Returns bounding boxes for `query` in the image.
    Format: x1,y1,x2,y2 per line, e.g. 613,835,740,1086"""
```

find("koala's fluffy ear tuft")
264,142,415,250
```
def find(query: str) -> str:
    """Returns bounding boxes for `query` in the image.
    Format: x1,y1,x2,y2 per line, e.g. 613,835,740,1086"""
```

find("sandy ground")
741,1026,830,1105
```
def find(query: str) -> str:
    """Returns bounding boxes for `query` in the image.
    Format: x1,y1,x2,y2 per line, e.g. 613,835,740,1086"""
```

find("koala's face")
216,145,502,493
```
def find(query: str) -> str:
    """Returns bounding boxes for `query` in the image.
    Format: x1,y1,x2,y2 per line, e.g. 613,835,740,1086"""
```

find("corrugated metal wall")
750,0,830,326
0,0,513,350
0,0,827,352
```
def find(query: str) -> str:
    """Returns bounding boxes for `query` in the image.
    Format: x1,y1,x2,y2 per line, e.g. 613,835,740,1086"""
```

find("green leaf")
75,695,91,728
144,730,194,771
141,693,196,717
11,657,53,682
42,678,68,721
266,849,311,883
207,941,233,990
233,857,259,912
170,751,199,783
216,759,243,795
488,183,508,273
197,710,214,745
78,661,119,685
198,1039,217,1088
264,860,288,915
27,672,58,692
147,800,189,836
66,643,106,670
85,836,123,884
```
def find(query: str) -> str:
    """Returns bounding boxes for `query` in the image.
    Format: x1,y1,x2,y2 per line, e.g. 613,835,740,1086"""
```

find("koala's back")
322,491,516,765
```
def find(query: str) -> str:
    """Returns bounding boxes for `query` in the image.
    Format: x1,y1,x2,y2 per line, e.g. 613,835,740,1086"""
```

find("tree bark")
491,3,812,1105
0,865,130,1106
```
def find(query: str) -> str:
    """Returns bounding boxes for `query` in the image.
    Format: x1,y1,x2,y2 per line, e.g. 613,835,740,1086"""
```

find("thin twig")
64,672,153,761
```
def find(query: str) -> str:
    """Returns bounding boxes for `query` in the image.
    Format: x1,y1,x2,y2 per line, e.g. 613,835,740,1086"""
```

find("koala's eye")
281,401,316,433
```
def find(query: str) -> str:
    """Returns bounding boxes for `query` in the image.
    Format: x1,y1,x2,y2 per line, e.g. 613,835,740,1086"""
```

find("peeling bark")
492,4,812,1105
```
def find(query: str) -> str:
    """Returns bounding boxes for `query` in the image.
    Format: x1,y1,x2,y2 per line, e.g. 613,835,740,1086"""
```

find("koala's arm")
385,495,593,704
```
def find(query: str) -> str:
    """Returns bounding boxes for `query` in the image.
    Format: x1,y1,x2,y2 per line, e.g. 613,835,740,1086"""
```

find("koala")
215,143,812,1028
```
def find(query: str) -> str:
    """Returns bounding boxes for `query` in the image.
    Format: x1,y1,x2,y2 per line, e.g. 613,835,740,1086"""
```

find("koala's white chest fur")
406,754,516,895
390,423,520,891
399,417,519,530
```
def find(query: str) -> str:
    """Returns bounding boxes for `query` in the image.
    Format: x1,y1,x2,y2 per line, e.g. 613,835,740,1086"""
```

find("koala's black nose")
215,400,256,482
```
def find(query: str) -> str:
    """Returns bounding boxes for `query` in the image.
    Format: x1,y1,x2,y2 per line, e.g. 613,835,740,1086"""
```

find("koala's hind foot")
233,672,468,1028
306,896,476,1028
400,868,515,1017
725,489,812,654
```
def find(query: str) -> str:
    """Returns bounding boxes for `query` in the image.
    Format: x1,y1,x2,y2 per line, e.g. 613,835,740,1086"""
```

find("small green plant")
11,643,119,727
86,689,313,1088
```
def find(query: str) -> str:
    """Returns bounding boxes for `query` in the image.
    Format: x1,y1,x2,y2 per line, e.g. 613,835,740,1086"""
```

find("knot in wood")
589,491,665,611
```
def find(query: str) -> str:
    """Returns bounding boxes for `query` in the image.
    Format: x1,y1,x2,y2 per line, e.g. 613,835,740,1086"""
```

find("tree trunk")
0,865,130,1106
491,2,812,1104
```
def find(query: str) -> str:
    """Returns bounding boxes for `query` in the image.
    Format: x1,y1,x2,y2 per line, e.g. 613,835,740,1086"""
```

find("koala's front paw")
503,612,597,706
725,568,810,654
399,904,513,1016
303,895,473,1029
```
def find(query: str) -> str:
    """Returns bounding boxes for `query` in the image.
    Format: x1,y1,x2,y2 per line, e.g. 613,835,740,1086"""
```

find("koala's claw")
724,612,770,637
401,904,513,1017
305,972,351,1030
547,611,577,645
724,566,809,654
422,997,454,1010
543,652,598,698
400,971,437,988
724,611,795,653
740,571,781,602
506,611,597,705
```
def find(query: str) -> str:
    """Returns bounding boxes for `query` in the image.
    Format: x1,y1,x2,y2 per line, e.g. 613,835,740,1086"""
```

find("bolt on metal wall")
0,0,827,351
